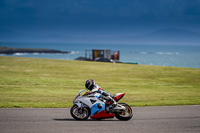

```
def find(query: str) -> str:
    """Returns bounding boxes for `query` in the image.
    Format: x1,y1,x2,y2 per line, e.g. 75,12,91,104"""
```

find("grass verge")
0,56,200,108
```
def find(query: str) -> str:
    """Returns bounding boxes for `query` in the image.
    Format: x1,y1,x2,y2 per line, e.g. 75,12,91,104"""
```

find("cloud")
0,0,200,42
2,0,200,21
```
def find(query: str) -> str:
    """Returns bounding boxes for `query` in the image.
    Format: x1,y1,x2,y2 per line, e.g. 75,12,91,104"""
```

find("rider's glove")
85,92,91,96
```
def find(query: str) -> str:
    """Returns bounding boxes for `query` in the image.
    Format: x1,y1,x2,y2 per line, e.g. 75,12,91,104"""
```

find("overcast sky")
0,0,200,44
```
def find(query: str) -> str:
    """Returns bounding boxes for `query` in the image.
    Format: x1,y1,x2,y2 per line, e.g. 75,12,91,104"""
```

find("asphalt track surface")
0,106,200,133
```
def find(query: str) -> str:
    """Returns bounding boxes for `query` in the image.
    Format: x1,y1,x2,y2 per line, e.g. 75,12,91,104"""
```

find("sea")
0,42,200,68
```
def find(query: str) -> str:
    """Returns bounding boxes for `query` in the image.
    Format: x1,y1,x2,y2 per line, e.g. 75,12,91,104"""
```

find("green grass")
0,56,200,108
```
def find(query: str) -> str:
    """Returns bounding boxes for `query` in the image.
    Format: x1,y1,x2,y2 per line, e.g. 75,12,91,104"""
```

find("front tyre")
115,103,133,121
70,104,90,120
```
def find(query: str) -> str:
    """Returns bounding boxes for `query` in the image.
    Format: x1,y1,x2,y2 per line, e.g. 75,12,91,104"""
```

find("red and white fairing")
90,93,126,119
72,90,127,119
113,93,125,102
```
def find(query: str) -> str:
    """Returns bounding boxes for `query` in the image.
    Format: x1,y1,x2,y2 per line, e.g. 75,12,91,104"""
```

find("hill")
1,28,200,45
0,56,200,108
137,28,200,44
115,28,200,44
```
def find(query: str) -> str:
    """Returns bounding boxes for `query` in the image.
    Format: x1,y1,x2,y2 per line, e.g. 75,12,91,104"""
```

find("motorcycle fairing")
73,91,126,119
85,98,114,118
90,102,115,119
113,93,125,102
94,93,101,98
73,89,85,102
90,110,115,119
74,96,115,119
90,103,105,116
74,96,97,108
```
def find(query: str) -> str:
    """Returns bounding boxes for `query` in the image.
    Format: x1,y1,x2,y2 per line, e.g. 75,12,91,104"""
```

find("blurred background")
0,0,200,68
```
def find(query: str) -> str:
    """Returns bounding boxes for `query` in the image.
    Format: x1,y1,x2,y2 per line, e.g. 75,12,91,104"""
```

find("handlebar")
83,92,96,97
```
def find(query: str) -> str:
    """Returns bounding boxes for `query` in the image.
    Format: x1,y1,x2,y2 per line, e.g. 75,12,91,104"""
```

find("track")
0,106,200,133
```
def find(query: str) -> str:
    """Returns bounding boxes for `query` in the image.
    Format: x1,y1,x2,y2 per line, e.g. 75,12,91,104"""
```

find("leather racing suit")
87,84,117,112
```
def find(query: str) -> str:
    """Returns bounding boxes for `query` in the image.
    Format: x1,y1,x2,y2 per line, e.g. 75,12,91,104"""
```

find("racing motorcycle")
70,89,133,121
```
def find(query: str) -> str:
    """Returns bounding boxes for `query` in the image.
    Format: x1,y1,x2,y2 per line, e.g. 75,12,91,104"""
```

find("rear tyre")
70,104,90,120
115,103,133,121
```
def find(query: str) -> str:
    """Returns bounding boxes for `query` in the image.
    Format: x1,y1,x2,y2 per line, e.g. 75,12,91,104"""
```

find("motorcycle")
70,89,133,121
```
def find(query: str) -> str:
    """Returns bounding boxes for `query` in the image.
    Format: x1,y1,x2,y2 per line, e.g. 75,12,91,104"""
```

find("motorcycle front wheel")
115,103,133,121
70,104,90,120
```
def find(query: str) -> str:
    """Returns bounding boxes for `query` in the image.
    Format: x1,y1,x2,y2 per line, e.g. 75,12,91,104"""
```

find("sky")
0,0,200,44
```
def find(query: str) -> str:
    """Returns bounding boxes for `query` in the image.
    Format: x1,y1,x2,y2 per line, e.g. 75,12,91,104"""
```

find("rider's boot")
105,99,117,113
105,103,110,113
109,100,117,110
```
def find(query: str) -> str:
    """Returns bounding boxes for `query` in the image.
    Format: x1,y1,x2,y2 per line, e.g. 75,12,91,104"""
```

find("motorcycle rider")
85,79,117,113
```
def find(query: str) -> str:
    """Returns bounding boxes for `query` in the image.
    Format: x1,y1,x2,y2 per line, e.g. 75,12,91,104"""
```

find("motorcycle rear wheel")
70,104,90,120
115,103,133,121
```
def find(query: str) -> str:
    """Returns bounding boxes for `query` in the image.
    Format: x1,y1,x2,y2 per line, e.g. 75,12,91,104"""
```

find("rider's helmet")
85,79,95,91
